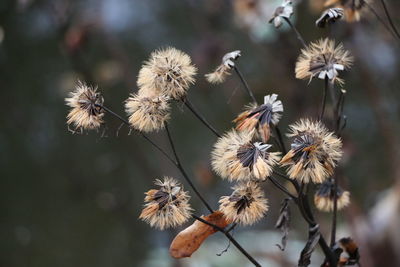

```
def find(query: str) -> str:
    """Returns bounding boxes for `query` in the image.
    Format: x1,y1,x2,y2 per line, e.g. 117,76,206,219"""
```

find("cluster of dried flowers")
64,0,364,264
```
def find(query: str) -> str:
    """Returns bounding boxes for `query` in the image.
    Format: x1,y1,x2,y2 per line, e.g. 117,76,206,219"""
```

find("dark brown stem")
379,0,400,39
98,104,177,165
330,177,338,247
283,17,307,48
183,98,221,138
233,66,257,103
365,2,400,42
269,176,298,199
319,78,328,121
192,215,261,267
165,124,214,213
274,126,287,154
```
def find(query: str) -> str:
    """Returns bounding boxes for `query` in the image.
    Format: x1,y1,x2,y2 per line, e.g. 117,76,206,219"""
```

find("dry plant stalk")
62,0,400,264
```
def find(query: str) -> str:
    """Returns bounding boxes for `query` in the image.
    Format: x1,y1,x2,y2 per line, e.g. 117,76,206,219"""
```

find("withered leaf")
298,224,320,267
275,198,291,251
169,211,231,258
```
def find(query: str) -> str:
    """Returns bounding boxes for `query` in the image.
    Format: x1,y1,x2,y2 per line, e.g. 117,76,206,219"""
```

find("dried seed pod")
316,8,344,27
295,38,353,85
137,47,197,100
280,119,342,184
234,94,284,142
65,81,104,132
211,130,280,181
314,179,350,212
139,177,192,230
219,181,268,226
125,93,170,132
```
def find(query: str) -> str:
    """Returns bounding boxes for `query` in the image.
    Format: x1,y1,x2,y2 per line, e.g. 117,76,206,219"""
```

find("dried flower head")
325,0,365,22
219,181,268,226
316,8,344,27
205,50,241,84
234,94,284,142
137,47,197,100
269,0,293,28
139,177,192,230
65,81,104,132
125,93,170,132
280,119,342,184
211,130,280,181
314,179,350,211
295,38,352,85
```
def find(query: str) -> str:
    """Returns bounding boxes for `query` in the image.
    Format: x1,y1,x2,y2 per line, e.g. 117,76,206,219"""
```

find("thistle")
65,81,104,132
139,177,192,230
137,47,197,100
211,130,280,181
125,93,170,133
314,179,350,212
234,94,284,142
219,182,268,226
295,38,352,85
280,119,342,184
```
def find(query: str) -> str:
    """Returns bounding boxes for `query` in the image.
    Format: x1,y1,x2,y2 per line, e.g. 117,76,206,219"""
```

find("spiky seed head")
211,130,280,181
65,81,104,132
234,94,284,142
125,93,170,133
280,119,343,184
295,38,353,85
314,179,350,211
137,47,197,100
219,181,268,226
139,177,192,230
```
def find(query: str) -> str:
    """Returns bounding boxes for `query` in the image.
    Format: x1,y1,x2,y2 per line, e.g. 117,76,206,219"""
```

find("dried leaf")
298,224,320,267
169,211,230,258
275,198,291,251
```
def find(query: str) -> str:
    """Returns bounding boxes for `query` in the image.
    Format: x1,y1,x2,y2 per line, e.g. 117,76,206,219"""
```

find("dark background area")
1,0,399,266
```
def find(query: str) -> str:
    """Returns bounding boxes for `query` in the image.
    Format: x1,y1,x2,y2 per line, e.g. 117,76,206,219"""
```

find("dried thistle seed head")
219,181,268,226
139,177,192,230
125,93,170,133
234,94,284,142
269,0,293,28
280,119,343,184
325,0,365,22
295,38,353,85
211,130,281,181
65,81,104,132
205,50,241,84
137,47,197,100
314,179,350,211
316,8,344,27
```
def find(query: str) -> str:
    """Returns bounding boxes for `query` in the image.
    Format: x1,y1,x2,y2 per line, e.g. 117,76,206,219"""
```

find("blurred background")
1,0,399,266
